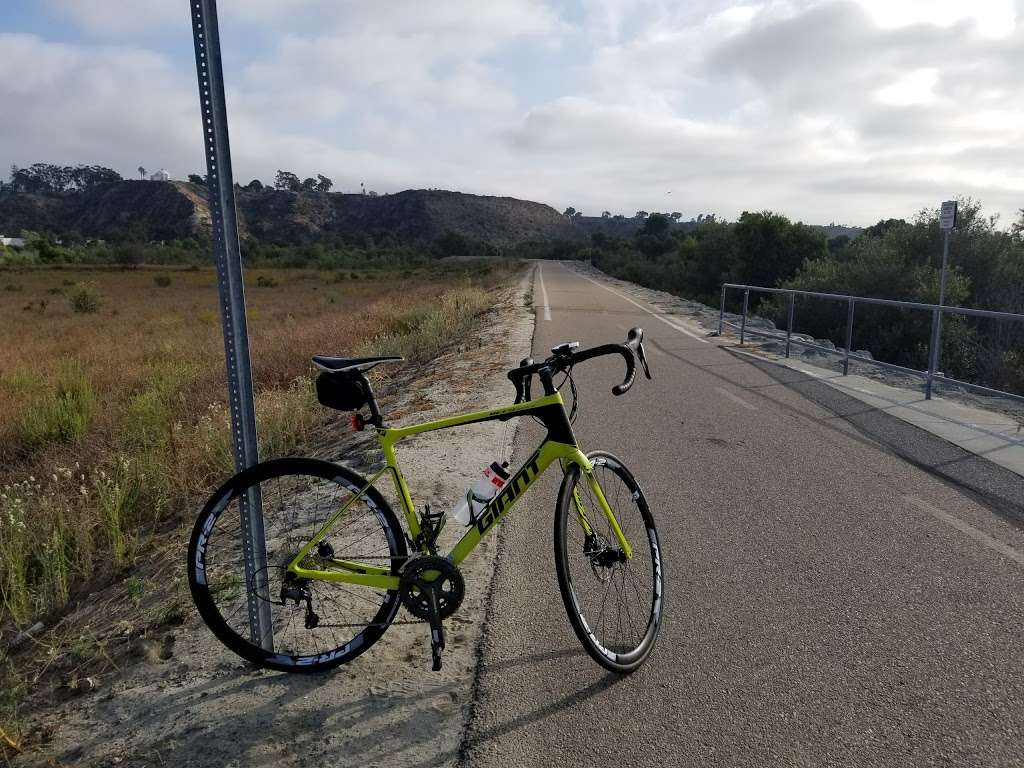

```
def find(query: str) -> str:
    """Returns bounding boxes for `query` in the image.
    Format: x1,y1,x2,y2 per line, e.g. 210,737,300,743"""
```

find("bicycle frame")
287,391,633,590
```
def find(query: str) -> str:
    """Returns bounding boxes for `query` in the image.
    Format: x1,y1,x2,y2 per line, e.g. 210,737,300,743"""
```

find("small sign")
940,200,958,230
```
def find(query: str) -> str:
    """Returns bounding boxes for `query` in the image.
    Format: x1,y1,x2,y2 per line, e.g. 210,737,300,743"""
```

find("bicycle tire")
554,451,664,673
187,457,407,673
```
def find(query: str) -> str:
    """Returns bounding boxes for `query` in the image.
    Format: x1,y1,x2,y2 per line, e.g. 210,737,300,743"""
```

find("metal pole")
843,298,855,376
718,285,726,335
740,289,749,345
925,229,952,400
785,292,795,358
190,0,273,650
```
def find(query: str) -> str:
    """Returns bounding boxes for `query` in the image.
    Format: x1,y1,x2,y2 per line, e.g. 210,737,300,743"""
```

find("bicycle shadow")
60,644,596,768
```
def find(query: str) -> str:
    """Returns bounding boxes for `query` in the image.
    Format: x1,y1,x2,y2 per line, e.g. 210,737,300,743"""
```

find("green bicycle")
187,328,663,673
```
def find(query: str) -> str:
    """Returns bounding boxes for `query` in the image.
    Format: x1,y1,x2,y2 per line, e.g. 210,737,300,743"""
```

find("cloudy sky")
2,0,1022,226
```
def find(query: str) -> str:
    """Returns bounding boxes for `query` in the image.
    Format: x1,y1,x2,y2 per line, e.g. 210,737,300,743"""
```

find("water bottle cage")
466,490,493,526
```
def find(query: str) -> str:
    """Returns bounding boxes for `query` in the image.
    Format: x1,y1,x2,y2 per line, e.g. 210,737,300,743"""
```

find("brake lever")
637,342,652,379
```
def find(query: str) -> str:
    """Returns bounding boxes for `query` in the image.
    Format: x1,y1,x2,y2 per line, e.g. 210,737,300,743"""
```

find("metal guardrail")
718,283,1024,404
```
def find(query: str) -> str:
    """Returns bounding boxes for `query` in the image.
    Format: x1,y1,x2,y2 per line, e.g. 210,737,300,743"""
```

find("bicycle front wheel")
554,451,664,674
187,457,407,673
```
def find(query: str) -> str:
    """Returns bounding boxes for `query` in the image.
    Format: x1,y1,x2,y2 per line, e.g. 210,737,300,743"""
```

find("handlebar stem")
538,366,557,396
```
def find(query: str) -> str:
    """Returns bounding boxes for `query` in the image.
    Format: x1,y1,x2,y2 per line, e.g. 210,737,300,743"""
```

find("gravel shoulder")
11,269,536,768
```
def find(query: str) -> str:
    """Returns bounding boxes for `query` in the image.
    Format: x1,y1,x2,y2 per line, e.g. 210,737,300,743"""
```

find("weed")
3,283,22,292
153,275,172,288
125,576,145,605
0,482,33,624
360,286,492,363
93,457,142,569
18,359,96,449
0,649,26,748
256,275,278,288
123,362,197,448
256,377,317,458
67,282,103,314
46,286,63,295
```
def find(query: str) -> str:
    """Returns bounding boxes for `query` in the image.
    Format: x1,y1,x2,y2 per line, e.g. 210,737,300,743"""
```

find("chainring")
399,556,465,620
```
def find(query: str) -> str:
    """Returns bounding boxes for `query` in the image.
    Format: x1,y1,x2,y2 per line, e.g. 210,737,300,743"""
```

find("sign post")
926,200,957,400
189,0,273,649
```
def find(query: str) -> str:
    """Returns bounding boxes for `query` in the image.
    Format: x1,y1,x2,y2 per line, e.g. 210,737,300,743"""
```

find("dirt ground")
9,269,537,768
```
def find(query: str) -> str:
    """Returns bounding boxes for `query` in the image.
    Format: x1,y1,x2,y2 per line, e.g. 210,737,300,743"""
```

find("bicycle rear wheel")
554,451,664,673
187,457,407,673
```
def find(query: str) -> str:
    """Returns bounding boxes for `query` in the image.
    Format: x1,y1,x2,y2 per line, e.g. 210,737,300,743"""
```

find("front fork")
562,458,633,560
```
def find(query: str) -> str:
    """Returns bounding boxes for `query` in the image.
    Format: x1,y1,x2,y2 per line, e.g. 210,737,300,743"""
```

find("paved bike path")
461,262,1024,767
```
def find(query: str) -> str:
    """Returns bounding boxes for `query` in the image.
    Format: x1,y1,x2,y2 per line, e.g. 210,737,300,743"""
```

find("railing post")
926,307,940,400
718,285,726,335
739,289,749,345
785,292,795,358
843,298,855,375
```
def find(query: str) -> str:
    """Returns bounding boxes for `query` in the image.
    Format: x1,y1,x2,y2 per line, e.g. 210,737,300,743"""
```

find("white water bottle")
452,461,510,526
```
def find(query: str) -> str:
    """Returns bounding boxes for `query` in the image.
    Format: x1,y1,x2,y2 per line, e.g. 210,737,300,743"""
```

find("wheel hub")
584,533,625,581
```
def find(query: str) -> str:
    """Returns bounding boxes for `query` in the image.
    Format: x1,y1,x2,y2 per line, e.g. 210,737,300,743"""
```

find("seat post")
357,372,384,427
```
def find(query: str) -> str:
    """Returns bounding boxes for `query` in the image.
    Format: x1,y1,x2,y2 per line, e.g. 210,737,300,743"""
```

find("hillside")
0,182,579,247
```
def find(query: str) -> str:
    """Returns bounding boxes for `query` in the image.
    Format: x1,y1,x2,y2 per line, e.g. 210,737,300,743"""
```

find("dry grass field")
0,265,508,638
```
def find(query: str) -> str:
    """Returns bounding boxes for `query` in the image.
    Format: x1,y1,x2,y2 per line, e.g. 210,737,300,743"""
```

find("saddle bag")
315,371,368,412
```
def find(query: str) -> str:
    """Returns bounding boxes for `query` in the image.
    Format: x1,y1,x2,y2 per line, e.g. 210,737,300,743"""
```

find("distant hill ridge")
0,181,580,246
0,181,863,245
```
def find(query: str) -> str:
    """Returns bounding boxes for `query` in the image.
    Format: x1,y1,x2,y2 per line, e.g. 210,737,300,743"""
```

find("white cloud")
5,1,1024,226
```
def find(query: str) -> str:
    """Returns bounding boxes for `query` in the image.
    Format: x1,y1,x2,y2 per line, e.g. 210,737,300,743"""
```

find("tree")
138,166,147,180
188,173,206,185
315,174,333,193
274,170,301,192
635,211,648,220
432,229,471,258
732,211,827,288
634,213,674,257
601,211,611,218
69,165,122,189
245,179,264,192
563,207,577,217
670,212,682,221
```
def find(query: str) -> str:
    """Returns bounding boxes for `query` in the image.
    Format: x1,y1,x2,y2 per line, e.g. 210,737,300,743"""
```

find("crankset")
399,556,465,671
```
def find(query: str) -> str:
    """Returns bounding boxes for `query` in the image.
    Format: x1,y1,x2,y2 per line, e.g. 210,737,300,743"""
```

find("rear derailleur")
280,573,319,630
399,556,465,671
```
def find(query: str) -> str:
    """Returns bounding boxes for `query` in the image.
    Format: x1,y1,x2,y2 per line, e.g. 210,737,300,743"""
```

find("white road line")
714,386,757,411
537,264,551,321
904,495,1024,567
574,269,708,344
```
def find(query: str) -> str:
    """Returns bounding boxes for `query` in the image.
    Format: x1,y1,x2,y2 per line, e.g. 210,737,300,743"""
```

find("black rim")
188,458,405,670
558,453,663,670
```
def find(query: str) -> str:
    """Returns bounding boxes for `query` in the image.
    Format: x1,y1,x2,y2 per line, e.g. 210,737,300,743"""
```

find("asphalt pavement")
460,262,1024,767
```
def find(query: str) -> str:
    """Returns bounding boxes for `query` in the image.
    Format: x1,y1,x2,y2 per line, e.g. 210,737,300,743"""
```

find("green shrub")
18,359,96,448
123,362,196,448
256,274,278,288
67,282,103,314
3,283,22,292
153,275,172,287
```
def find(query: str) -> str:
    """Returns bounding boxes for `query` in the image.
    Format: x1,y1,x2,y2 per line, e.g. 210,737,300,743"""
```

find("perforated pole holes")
190,0,273,650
